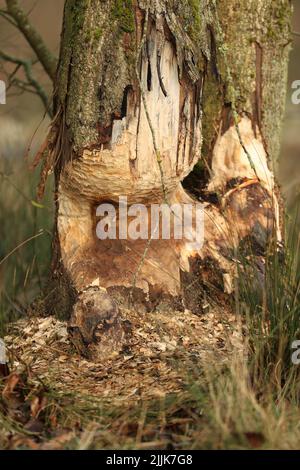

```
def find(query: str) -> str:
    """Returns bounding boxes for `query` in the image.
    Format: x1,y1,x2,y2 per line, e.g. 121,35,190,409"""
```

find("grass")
1,159,300,449
239,208,300,395
1,345,300,449
0,157,54,335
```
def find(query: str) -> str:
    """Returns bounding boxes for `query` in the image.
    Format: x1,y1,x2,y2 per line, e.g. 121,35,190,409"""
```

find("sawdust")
4,307,244,402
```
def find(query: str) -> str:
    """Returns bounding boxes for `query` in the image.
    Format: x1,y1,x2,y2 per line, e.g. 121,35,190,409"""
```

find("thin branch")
0,9,17,27
26,0,40,17
293,31,300,37
10,78,44,96
7,90,25,97
0,49,52,116
5,0,57,82
7,62,21,83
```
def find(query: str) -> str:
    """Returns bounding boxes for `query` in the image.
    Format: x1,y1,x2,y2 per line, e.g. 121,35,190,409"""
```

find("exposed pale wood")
44,0,291,355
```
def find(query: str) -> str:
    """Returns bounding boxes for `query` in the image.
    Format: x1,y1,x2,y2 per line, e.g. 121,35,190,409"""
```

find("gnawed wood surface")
44,1,291,354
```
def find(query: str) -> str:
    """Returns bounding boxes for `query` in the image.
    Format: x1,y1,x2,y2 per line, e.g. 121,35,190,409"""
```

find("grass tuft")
0,157,54,335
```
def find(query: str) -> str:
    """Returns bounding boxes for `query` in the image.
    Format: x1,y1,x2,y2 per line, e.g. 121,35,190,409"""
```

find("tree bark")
42,0,291,356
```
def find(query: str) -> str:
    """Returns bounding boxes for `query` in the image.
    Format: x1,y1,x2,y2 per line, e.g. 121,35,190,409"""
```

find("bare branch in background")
0,9,17,27
0,50,52,116
5,0,57,82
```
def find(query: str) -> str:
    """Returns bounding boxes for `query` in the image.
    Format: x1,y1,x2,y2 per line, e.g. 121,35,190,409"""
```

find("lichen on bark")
54,0,214,156
56,0,137,152
53,0,292,186
112,0,135,34
201,0,292,164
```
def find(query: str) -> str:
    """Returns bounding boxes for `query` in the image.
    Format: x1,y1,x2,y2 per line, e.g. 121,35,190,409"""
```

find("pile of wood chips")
4,306,244,402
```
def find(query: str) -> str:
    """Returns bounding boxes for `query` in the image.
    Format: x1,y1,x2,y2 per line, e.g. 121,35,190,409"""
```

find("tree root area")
4,306,242,401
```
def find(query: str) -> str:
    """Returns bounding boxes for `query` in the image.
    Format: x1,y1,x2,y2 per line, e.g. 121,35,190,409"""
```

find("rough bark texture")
42,0,291,356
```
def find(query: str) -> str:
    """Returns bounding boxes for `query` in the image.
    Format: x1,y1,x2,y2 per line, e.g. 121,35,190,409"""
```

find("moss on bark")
56,0,137,151
112,0,135,34
55,0,291,165
201,0,292,163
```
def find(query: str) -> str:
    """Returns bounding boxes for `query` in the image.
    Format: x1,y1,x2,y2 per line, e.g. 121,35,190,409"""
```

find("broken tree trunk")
42,0,291,356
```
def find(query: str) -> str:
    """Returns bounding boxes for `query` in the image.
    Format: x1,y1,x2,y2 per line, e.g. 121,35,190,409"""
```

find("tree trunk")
42,0,291,356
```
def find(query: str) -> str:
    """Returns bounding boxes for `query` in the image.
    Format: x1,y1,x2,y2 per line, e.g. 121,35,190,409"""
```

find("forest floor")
4,306,242,401
3,299,300,450
0,305,251,450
